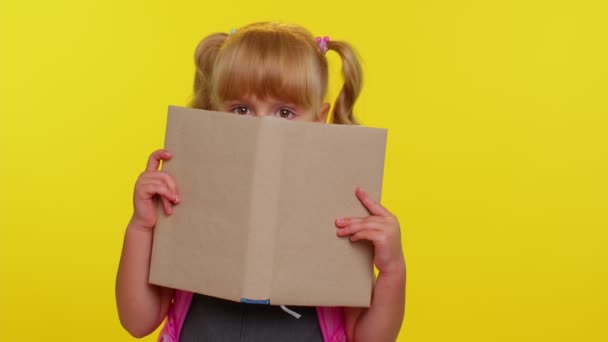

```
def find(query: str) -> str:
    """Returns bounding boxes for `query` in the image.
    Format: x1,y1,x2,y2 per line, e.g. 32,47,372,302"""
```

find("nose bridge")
254,102,273,117
246,95,276,117
257,110,271,117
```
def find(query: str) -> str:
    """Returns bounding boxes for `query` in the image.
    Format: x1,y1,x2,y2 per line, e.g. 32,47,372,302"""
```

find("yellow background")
1,0,607,340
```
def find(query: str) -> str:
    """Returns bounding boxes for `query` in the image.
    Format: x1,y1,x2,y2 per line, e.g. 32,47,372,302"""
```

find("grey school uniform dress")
180,293,324,342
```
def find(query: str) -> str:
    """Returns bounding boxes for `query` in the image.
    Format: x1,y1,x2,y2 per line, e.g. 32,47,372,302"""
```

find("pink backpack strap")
158,290,193,342
316,306,347,342
159,290,346,342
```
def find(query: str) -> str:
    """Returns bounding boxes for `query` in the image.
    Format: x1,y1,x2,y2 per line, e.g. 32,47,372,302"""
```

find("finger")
138,179,166,195
161,197,173,215
140,183,178,203
141,172,179,203
335,216,385,227
337,221,385,237
158,172,179,201
350,229,383,243
146,149,172,171
355,187,392,217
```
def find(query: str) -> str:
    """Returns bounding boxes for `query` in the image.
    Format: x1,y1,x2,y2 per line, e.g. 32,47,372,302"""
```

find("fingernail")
175,195,180,203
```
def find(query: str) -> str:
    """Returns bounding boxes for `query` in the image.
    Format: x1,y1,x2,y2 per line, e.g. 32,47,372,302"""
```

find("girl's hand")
131,149,180,231
335,187,404,275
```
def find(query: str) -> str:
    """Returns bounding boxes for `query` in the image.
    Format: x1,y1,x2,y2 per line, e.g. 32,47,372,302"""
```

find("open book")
149,106,387,307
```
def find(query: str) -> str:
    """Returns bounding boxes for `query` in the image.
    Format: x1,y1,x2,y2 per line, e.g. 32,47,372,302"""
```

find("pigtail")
190,33,229,109
326,40,363,125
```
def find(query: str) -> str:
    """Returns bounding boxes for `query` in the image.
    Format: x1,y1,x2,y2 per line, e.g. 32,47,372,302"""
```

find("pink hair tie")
316,36,329,54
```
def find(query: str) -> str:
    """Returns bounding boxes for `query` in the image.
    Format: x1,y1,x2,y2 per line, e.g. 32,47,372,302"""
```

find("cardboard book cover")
149,106,387,307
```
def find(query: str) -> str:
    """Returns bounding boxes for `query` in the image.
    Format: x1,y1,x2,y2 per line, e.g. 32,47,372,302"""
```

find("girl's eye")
277,108,295,119
232,106,250,115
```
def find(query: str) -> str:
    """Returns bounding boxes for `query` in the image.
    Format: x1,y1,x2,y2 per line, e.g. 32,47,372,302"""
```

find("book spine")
240,119,283,302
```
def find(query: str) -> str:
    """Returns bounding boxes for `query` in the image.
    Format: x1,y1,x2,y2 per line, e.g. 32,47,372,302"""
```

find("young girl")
116,22,406,342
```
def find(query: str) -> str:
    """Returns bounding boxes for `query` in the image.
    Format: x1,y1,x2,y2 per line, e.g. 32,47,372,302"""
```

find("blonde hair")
190,22,363,125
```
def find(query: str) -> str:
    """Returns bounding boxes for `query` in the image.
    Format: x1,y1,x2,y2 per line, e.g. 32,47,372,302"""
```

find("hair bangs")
211,27,325,109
